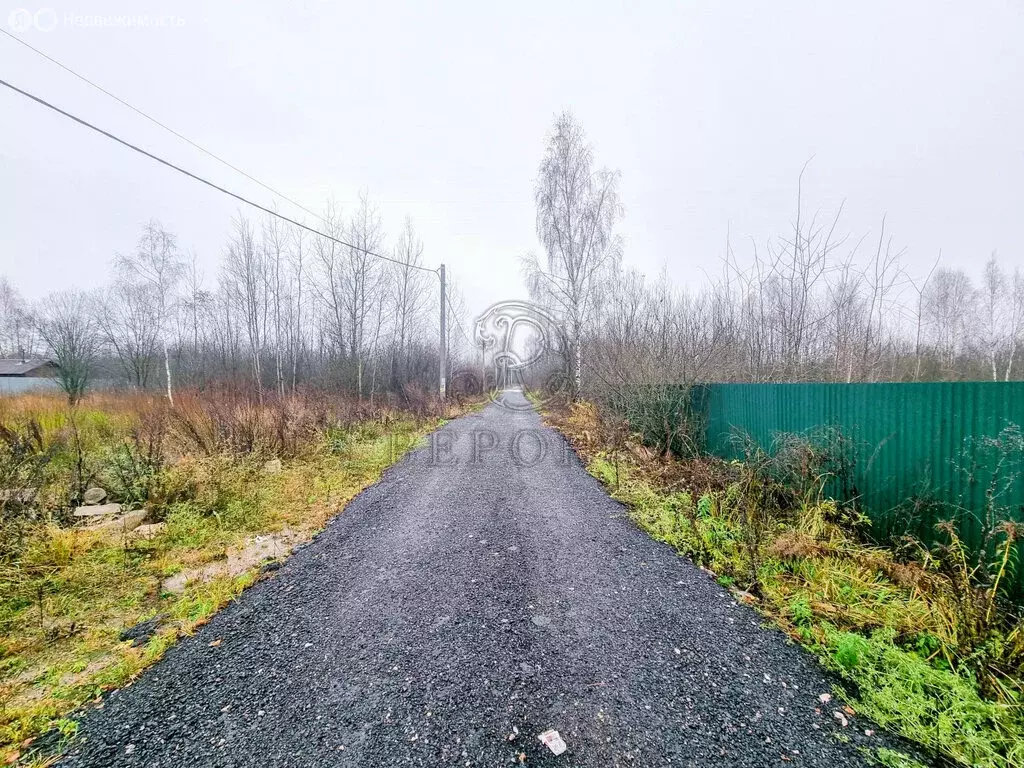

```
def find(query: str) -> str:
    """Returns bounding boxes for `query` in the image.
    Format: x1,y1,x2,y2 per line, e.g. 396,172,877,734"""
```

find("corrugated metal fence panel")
700,382,1024,595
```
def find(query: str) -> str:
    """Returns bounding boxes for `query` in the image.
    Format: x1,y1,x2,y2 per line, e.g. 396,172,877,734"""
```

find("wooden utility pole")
439,263,447,398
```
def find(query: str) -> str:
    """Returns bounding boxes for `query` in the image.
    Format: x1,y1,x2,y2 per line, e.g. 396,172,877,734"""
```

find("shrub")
101,441,160,507
606,384,705,458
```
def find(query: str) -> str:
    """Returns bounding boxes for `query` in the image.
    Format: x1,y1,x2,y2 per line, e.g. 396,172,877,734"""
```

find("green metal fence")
696,382,1024,594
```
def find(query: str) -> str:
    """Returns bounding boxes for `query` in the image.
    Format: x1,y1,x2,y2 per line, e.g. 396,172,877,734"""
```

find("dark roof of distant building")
0,359,57,376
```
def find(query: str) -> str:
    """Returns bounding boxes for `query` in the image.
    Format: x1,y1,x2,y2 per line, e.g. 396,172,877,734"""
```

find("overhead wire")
0,77,439,275
0,56,472,380
0,28,325,224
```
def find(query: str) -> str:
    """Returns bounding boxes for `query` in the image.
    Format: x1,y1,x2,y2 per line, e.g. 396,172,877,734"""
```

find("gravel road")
60,391,906,767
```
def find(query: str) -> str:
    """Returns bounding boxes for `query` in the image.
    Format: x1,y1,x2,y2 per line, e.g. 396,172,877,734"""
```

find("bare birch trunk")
163,340,174,406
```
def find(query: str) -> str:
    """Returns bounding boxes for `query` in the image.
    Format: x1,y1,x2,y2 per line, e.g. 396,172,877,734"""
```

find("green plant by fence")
611,381,1024,596
705,382,1024,596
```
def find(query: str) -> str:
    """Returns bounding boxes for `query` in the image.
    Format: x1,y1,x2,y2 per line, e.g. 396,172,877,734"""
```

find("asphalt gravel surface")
60,391,910,767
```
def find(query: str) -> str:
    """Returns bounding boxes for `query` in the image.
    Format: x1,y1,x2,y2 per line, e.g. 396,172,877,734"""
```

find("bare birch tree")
115,220,184,404
978,253,1010,381
1007,268,1024,380
343,192,384,398
923,268,974,373
223,214,267,393
311,200,347,363
389,217,428,389
263,213,288,396
180,251,213,384
288,225,307,392
526,111,623,399
0,277,33,357
96,279,161,387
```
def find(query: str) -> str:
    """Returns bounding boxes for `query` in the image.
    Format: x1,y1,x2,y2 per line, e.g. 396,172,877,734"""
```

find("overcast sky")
2,0,1022,323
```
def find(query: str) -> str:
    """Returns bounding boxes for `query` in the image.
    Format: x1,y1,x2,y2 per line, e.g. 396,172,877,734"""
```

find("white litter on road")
538,729,567,755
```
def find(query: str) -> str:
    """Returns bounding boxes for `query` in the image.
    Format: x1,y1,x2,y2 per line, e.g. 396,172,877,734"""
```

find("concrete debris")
90,509,147,533
74,502,122,518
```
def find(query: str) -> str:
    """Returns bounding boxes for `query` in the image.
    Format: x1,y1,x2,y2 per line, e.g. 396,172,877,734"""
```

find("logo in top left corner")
8,7,58,33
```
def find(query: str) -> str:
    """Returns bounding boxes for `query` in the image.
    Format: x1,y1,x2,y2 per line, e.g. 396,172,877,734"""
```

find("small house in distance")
0,358,62,394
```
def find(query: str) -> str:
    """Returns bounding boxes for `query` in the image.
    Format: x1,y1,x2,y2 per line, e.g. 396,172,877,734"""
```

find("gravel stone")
58,391,922,767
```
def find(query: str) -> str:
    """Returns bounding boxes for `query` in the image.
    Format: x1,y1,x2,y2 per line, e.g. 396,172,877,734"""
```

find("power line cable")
0,77,439,275
0,28,325,225
0,35,440,278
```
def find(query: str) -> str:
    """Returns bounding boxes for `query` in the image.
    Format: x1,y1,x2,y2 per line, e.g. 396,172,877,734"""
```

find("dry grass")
0,388,468,764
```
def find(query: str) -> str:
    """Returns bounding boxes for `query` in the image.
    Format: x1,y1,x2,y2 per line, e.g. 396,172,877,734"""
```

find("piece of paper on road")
538,729,567,756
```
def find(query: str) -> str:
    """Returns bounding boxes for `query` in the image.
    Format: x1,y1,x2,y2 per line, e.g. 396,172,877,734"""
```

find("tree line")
6,115,1021,405
0,193,469,403
524,113,1024,400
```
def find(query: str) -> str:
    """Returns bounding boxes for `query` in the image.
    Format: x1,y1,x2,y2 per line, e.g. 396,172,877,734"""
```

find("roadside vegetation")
0,388,462,765
544,399,1024,768
523,114,1023,767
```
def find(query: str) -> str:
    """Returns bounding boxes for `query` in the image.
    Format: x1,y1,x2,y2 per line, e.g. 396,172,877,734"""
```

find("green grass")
824,628,1023,767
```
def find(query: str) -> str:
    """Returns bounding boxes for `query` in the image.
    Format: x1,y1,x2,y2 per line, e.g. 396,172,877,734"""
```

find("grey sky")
2,0,1022,322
